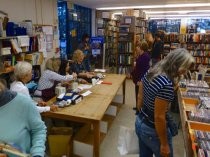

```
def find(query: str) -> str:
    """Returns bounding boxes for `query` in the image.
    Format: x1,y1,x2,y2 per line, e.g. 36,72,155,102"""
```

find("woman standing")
131,41,150,113
135,48,194,157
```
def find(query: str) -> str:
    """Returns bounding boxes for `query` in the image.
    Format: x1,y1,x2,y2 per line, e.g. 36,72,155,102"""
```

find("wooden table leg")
123,80,126,104
93,120,100,157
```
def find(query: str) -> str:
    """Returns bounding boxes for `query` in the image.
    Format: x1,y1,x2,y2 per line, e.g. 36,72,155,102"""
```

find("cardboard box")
73,124,106,157
48,127,73,157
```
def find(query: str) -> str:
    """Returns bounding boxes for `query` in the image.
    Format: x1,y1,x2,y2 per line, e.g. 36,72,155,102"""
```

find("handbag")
166,113,178,137
117,126,139,155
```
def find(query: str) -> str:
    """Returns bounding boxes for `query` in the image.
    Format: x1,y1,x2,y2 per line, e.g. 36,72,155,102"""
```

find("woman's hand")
78,78,88,84
50,105,58,112
86,73,94,78
72,72,77,79
160,144,170,157
38,101,47,106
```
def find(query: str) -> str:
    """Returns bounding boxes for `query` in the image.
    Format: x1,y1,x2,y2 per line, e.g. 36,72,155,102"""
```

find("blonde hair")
45,58,61,72
147,48,195,83
72,49,84,62
136,40,149,52
14,61,32,80
145,33,154,51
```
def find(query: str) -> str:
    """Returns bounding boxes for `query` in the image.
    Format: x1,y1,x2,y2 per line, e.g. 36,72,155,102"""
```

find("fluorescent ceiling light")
96,3,210,10
150,17,210,20
113,12,123,15
144,10,210,14
149,14,210,17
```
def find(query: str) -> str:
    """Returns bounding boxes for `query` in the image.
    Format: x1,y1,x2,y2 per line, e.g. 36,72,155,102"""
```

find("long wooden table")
42,74,126,157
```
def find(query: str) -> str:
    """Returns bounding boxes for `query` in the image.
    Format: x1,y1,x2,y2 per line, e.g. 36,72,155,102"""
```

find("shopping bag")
117,126,139,155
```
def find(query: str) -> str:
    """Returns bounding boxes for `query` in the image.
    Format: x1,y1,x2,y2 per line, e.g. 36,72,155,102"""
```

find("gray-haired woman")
10,61,58,112
135,48,195,157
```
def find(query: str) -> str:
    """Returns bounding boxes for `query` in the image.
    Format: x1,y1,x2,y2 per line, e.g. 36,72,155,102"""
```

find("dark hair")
155,32,162,38
82,33,90,42
58,60,69,75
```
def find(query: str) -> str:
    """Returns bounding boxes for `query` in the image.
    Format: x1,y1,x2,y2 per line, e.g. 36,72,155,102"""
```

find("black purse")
166,113,178,137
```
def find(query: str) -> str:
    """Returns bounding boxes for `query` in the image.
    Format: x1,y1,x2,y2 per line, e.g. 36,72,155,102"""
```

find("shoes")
133,107,137,110
135,110,139,115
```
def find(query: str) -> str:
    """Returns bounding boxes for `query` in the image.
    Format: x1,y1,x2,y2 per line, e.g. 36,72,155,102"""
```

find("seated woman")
71,49,96,82
0,80,46,156
58,59,88,84
34,58,77,100
10,61,58,112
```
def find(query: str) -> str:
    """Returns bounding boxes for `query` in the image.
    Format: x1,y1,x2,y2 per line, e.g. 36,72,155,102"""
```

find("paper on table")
94,69,106,73
78,84,93,91
81,90,92,97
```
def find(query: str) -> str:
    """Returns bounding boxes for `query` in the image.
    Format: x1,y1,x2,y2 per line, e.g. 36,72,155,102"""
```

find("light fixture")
96,3,210,10
149,14,210,17
144,10,210,14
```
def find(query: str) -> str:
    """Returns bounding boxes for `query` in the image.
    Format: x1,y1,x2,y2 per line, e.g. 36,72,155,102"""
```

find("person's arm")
154,98,170,157
49,70,75,82
26,99,46,157
137,81,143,111
154,83,174,157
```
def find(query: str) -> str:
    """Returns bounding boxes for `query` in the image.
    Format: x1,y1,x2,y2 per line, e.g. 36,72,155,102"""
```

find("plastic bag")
117,126,139,155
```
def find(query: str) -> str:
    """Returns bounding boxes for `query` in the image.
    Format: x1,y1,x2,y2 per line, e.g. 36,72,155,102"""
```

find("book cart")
178,80,210,157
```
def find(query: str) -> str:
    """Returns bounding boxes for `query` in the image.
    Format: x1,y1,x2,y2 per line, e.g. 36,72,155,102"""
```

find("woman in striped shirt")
135,48,194,157
34,59,77,101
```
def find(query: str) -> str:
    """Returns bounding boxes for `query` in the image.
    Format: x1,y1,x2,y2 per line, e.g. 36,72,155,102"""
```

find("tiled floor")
100,79,185,157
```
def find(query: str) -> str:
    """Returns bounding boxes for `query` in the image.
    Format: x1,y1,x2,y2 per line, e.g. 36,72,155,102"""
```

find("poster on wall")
42,26,53,52
91,37,104,56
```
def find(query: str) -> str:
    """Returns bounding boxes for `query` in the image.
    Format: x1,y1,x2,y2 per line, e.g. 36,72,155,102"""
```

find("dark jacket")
131,52,150,84
151,40,164,59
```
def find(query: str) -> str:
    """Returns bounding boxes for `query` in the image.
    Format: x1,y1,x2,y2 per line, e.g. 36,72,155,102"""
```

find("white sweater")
10,81,50,113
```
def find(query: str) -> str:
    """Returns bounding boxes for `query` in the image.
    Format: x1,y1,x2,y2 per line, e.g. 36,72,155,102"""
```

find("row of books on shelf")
118,42,133,53
135,27,147,34
164,33,210,43
164,43,210,51
118,66,132,74
189,51,210,57
118,55,133,65
97,28,119,36
195,57,210,65
135,20,148,27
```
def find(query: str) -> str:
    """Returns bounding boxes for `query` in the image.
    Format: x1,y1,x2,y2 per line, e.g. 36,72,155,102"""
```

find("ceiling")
69,0,210,18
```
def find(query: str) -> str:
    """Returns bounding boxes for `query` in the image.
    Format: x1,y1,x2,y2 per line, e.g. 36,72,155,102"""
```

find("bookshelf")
163,33,210,70
117,15,148,75
96,11,119,72
0,36,42,86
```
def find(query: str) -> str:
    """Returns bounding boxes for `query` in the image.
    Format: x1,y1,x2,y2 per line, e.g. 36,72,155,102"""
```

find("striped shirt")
37,70,74,90
141,74,174,123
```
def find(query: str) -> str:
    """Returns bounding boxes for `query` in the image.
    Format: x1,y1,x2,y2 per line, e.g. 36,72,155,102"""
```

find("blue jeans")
135,116,173,157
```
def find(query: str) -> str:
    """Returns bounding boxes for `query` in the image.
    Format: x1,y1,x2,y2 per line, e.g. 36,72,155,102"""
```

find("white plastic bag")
117,126,139,155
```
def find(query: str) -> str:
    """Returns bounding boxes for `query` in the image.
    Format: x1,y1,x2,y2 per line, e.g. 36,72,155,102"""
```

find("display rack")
178,80,210,157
